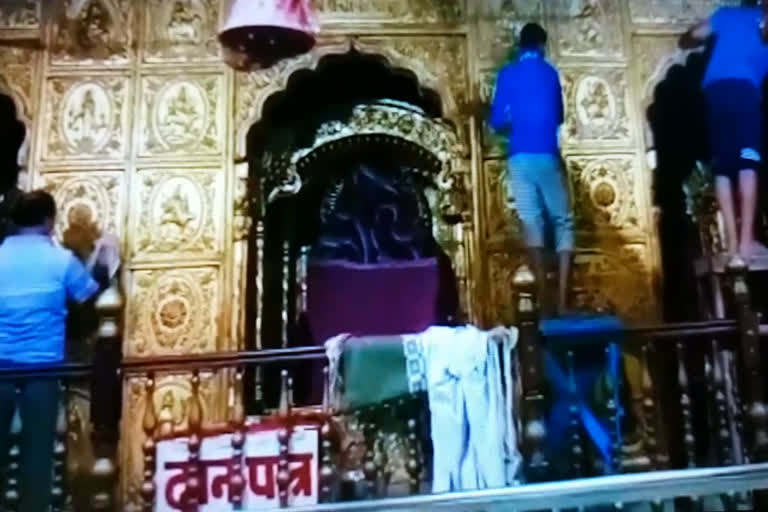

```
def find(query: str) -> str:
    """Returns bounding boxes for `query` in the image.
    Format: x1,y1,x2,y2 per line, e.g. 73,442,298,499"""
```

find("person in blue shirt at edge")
490,23,574,316
680,3,768,262
0,190,112,512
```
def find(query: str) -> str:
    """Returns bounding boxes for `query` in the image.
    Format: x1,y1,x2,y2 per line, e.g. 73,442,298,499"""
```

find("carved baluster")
728,261,768,463
319,367,334,503
281,240,290,348
141,375,158,512
361,411,377,498
566,351,583,478
91,272,123,510
184,372,203,512
51,381,68,512
405,396,422,496
605,346,619,475
676,342,697,468
375,405,391,496
228,368,246,509
4,386,21,510
255,221,264,348
641,344,659,469
711,340,733,466
296,245,309,316
513,266,548,481
276,370,292,508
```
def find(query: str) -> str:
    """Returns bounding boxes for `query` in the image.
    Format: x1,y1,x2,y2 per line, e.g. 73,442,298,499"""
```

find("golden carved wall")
0,0,739,506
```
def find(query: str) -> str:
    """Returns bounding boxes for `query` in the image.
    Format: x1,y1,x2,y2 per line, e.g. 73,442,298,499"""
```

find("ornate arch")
233,36,464,159
0,75,32,171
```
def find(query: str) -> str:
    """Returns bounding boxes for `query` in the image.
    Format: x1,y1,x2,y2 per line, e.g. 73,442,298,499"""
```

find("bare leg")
737,169,758,261
557,250,573,315
715,175,738,257
528,247,552,316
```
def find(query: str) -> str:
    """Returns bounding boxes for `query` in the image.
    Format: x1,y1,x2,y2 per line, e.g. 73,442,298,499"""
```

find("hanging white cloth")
415,325,521,493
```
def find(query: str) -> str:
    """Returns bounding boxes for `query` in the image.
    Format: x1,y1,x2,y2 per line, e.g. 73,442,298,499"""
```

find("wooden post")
51,382,69,512
228,367,246,509
141,375,158,512
276,370,291,508
183,372,203,512
319,366,334,503
513,265,548,482
90,275,123,510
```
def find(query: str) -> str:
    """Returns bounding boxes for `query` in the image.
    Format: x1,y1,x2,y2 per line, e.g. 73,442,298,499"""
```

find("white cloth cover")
414,325,521,493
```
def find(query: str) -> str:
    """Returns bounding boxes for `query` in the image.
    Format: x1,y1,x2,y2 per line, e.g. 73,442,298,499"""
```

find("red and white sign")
155,421,319,511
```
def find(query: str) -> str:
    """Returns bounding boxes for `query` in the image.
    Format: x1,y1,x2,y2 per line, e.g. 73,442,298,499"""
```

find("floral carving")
43,76,130,160
572,245,656,321
488,251,528,325
139,74,224,157
0,59,34,122
40,172,125,242
474,0,544,63
143,0,220,62
551,0,623,59
126,268,218,356
51,0,134,65
133,169,221,259
316,0,463,23
566,156,641,233
629,0,738,25
561,68,632,146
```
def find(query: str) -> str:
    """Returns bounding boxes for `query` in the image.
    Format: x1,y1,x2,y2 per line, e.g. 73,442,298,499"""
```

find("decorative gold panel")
120,373,218,509
478,69,506,159
628,0,739,25
137,73,225,157
572,244,656,321
487,251,528,326
550,0,625,60
561,66,633,147
315,0,463,24
42,75,131,161
50,0,135,67
0,48,36,121
483,159,523,242
125,267,220,357
0,0,39,30
131,168,223,260
565,155,643,234
473,0,543,64
142,0,221,63
38,171,126,241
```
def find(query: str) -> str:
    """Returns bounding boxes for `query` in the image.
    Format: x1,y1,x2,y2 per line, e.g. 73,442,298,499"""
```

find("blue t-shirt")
0,233,98,363
703,7,768,89
489,51,564,156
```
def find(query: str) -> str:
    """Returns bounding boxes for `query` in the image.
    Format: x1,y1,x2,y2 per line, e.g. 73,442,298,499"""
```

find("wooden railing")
6,259,768,510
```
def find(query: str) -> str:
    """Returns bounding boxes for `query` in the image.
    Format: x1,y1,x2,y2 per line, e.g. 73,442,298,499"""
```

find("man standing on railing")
680,2,768,261
0,191,114,512
489,23,574,315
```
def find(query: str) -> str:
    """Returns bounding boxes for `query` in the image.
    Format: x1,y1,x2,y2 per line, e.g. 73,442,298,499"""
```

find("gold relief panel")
487,251,528,326
50,0,135,66
483,159,523,242
478,69,506,159
474,0,543,64
138,74,224,157
0,56,35,122
125,267,220,357
628,0,738,25
632,35,679,149
38,171,126,242
42,75,130,161
355,35,468,122
0,0,39,29
572,244,656,322
549,0,625,60
121,373,218,509
561,67,633,147
143,0,221,63
315,0,463,24
566,155,642,234
131,168,223,261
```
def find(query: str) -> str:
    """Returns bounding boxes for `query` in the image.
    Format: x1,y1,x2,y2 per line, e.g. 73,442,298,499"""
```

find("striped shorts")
507,153,574,252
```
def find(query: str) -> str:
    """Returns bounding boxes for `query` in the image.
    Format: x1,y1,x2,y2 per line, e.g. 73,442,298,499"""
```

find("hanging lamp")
219,0,319,71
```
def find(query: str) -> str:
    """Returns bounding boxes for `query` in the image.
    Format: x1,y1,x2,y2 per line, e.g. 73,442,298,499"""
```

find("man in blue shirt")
0,190,108,511
490,23,574,315
681,5,768,261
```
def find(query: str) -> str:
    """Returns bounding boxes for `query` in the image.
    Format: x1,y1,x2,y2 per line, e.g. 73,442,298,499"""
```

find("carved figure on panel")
157,83,205,148
0,0,38,29
64,85,110,154
561,69,631,146
167,1,203,44
77,1,111,50
553,0,623,58
43,174,122,242
145,0,219,61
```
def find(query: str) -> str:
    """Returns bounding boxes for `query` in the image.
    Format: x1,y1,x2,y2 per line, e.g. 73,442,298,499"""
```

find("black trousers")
0,378,60,512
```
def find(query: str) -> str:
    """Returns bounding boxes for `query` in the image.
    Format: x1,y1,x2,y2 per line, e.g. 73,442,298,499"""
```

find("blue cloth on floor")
541,314,624,475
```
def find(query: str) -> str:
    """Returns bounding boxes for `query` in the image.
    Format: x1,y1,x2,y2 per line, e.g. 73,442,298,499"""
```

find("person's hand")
93,233,121,277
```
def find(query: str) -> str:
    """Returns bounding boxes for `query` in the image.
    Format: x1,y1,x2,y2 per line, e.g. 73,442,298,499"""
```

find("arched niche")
0,79,32,177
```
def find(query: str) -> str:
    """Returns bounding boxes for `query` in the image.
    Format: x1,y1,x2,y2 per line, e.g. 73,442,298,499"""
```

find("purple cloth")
306,258,440,346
